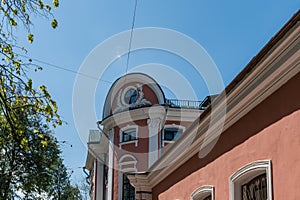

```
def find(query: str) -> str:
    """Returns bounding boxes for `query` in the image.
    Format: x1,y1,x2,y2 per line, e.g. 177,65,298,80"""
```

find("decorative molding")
144,20,300,189
135,192,152,200
113,84,152,113
101,106,166,131
147,118,161,128
229,160,272,200
164,123,186,132
103,73,165,119
148,117,162,168
119,154,138,173
127,174,152,193
191,185,214,200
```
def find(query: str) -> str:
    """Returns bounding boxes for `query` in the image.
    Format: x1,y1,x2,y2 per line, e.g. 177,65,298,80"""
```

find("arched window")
118,154,137,200
230,160,272,200
191,185,214,200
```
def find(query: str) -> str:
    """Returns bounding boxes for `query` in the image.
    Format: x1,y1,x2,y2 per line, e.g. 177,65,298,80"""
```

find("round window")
124,88,138,105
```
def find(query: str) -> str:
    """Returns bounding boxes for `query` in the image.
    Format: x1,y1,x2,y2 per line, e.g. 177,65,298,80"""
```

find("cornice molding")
143,21,300,188
101,106,201,130
127,174,152,192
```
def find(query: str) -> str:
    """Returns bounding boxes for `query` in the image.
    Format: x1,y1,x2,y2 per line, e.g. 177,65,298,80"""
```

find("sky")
16,0,299,182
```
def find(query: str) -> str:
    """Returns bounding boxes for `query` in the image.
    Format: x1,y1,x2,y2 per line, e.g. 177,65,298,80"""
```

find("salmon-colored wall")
153,72,300,200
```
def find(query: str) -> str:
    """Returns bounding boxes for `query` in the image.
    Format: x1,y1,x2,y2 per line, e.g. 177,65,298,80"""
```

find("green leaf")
39,85,46,91
41,140,48,147
9,19,17,26
25,79,32,91
45,4,52,11
51,18,58,29
52,0,59,8
57,119,62,126
28,33,34,43
13,8,18,15
38,0,44,9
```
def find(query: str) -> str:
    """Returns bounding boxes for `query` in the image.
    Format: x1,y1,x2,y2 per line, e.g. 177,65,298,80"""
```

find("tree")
0,0,74,199
0,93,68,199
78,175,90,200
51,158,82,200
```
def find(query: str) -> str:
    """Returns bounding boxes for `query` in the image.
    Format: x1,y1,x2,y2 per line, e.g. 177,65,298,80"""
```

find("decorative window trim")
229,160,272,200
113,83,152,114
118,154,138,173
119,125,138,149
118,154,137,200
191,185,214,200
161,124,185,147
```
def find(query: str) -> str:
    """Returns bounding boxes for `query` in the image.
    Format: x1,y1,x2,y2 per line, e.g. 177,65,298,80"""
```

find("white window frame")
118,154,137,200
229,160,272,200
118,154,138,173
161,124,185,147
119,125,138,149
191,185,214,200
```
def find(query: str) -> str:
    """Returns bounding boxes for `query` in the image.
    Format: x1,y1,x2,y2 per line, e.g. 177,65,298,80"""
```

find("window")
122,128,137,142
103,164,108,200
124,88,138,105
241,174,267,200
161,124,185,147
230,160,272,200
191,185,214,200
118,155,137,200
122,174,135,200
163,128,182,141
203,196,212,200
119,125,138,148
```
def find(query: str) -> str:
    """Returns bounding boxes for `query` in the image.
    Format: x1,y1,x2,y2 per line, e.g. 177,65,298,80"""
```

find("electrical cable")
18,54,113,84
125,0,138,75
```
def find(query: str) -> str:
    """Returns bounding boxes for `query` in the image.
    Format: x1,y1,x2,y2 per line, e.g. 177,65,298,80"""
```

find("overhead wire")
97,0,139,167
125,0,138,75
18,54,113,84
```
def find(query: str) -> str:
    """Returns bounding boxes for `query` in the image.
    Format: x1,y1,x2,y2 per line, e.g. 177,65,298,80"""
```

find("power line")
19,54,113,84
125,0,138,75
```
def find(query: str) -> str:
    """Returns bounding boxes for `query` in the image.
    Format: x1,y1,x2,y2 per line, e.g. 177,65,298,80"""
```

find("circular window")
124,88,138,105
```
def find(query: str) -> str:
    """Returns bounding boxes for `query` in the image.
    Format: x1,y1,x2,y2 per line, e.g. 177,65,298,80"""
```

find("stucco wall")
153,72,300,199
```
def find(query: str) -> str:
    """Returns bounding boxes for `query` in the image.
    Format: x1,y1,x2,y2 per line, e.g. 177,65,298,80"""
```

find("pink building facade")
86,10,300,200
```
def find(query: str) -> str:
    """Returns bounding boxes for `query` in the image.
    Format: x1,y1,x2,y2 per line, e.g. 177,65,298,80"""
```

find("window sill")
162,140,175,147
119,140,138,149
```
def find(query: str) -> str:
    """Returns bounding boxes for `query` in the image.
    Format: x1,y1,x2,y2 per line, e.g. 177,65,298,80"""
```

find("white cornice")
145,22,300,188
101,106,201,130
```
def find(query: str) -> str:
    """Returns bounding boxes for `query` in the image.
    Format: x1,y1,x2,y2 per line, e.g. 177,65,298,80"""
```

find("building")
85,10,300,200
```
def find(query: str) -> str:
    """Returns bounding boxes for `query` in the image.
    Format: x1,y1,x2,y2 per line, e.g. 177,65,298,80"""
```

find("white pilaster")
107,129,114,200
147,107,166,168
96,161,104,200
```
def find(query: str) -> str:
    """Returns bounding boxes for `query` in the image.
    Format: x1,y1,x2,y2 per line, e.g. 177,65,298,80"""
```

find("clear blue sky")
18,0,299,182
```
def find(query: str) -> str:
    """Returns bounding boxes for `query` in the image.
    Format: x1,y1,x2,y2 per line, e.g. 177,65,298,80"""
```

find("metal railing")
165,99,203,109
